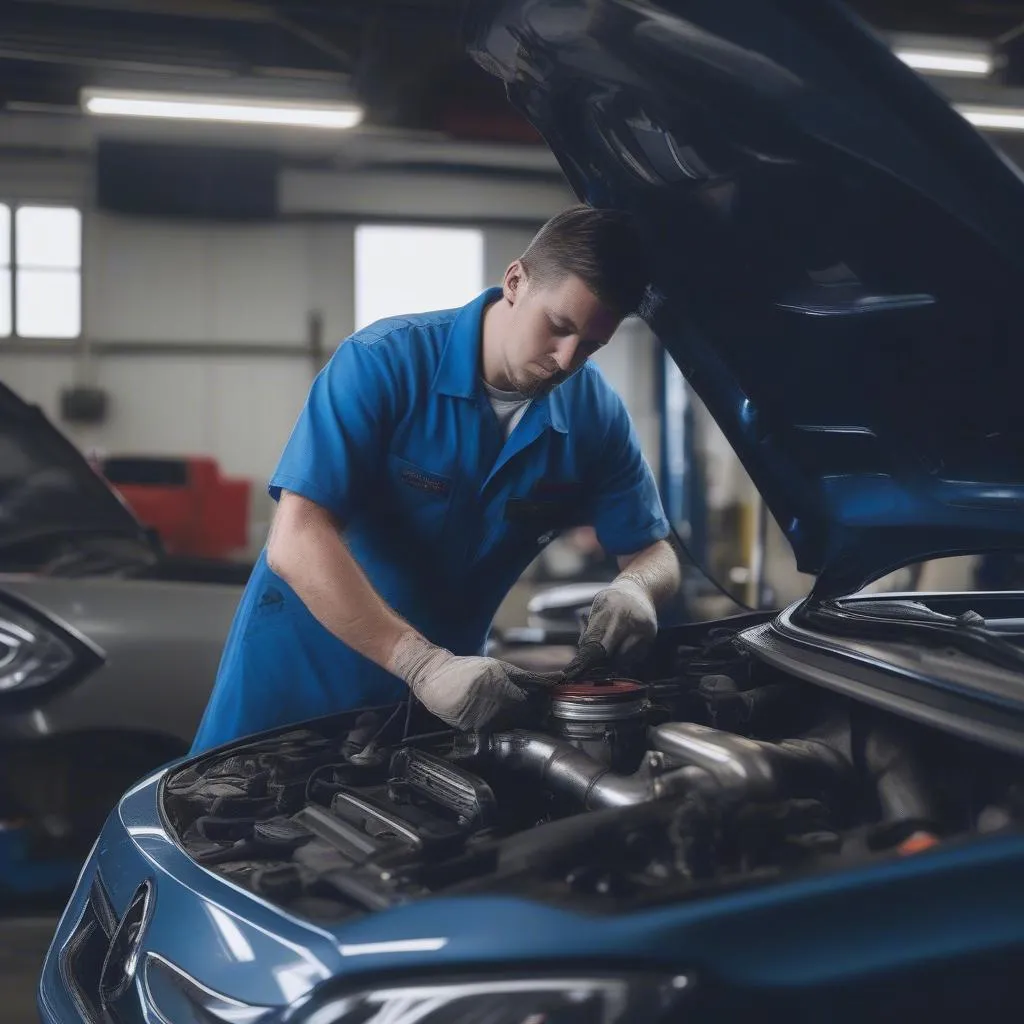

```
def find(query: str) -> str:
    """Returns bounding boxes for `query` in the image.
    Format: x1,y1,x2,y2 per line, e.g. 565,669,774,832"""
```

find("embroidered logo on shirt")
399,467,450,497
256,586,285,617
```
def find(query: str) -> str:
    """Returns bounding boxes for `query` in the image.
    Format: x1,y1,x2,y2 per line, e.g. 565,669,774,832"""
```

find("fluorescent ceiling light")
957,105,1024,131
895,49,993,76
80,88,363,129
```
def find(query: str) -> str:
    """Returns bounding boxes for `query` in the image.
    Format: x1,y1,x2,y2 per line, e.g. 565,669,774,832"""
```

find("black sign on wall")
96,140,280,220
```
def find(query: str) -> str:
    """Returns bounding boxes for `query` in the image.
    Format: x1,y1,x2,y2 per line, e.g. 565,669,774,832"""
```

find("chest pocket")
386,453,454,540
503,486,588,551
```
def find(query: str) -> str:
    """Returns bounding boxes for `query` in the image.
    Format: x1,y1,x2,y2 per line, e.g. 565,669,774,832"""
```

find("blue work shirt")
190,288,669,753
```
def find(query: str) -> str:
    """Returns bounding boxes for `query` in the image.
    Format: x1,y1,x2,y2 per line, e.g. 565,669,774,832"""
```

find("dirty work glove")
390,635,557,731
563,577,658,679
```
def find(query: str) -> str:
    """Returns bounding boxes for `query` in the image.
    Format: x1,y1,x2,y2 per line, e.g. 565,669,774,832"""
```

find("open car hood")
468,0,1024,597
0,382,148,562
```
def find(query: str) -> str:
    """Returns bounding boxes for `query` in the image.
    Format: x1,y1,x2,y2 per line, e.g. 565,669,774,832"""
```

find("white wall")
591,318,660,471
2,212,355,480
1,350,314,471
281,168,574,223
86,216,355,346
484,226,539,285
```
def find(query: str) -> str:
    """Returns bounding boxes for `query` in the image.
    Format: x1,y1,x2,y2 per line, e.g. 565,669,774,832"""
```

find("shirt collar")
545,383,570,434
432,286,569,435
432,288,501,400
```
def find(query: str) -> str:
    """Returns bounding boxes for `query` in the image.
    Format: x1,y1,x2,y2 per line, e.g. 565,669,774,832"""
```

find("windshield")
0,385,147,567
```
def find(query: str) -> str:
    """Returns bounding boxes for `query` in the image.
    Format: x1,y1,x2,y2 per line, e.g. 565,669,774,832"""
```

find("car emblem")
99,879,154,1007
537,531,555,546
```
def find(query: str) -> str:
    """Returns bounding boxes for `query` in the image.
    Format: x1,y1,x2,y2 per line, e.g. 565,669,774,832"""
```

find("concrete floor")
0,918,56,1024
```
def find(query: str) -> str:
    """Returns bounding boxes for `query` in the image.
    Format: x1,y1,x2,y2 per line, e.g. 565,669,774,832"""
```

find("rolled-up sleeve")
269,338,394,522
587,396,670,557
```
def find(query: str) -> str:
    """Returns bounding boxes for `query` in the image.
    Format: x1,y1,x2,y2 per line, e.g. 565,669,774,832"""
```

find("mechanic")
190,205,682,753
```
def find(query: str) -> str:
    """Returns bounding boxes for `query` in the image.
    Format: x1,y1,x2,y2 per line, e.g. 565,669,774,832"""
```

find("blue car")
39,0,1024,1019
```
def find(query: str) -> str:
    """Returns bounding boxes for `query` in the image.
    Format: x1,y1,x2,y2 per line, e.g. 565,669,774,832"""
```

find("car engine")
163,620,1024,924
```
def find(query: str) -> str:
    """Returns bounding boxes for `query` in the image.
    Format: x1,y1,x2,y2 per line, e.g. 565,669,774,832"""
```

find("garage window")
0,205,9,338
14,206,82,338
355,225,484,331
0,204,82,339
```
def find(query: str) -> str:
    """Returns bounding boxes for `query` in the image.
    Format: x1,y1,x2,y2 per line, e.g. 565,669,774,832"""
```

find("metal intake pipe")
650,722,852,799
650,722,777,797
485,723,851,811
486,731,704,809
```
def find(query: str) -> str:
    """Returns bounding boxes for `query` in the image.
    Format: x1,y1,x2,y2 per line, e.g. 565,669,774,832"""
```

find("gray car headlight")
291,973,693,1024
0,595,99,695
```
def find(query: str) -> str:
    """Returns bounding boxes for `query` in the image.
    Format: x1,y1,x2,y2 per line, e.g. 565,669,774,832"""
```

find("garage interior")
4,0,1024,1019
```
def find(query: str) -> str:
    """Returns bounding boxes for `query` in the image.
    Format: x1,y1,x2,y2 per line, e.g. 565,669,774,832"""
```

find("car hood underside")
467,0,1024,595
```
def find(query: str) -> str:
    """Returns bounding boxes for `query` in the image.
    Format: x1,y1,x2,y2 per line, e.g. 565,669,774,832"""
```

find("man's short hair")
520,204,649,317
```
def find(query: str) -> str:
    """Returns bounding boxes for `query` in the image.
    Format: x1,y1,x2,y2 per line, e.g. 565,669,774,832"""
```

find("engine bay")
162,620,1024,923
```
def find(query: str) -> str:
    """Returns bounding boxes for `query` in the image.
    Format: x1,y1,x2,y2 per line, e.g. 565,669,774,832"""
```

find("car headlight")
142,963,692,1024
0,595,100,696
290,973,693,1024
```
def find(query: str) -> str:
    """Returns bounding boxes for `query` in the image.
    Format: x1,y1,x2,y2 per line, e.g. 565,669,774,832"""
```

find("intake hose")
650,722,853,799
863,726,937,822
486,724,852,811
486,731,707,809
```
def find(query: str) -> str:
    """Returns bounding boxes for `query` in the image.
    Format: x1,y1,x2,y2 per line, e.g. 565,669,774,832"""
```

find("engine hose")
486,731,705,809
650,722,853,799
487,723,852,811
864,726,937,822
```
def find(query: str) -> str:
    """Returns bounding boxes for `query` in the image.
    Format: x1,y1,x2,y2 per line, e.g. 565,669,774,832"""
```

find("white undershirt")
482,380,531,440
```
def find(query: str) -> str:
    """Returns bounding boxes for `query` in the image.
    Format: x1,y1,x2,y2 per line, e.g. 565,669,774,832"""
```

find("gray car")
0,382,244,893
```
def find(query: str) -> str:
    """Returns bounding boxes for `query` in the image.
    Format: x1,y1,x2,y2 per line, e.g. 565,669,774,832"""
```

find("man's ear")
503,260,526,305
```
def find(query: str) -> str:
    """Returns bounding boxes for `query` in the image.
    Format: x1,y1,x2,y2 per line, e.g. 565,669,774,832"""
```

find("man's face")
501,267,622,398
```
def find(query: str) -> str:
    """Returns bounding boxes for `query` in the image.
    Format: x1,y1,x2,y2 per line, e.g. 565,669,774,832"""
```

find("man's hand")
389,634,556,731
563,577,658,678
563,538,681,679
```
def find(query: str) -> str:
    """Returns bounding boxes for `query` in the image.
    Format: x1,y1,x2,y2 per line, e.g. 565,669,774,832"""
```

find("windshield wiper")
799,599,1024,673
